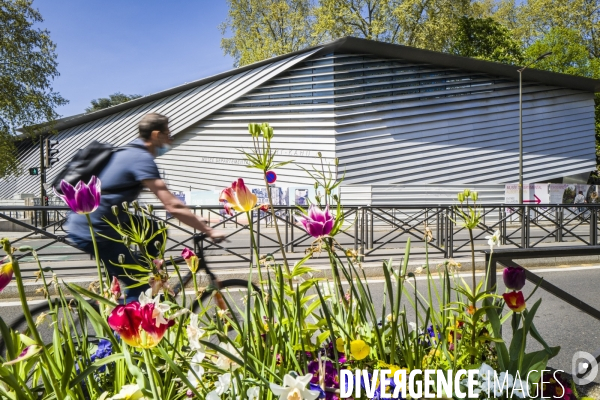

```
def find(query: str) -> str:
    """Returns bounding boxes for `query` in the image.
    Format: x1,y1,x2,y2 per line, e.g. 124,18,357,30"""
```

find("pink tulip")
296,205,334,238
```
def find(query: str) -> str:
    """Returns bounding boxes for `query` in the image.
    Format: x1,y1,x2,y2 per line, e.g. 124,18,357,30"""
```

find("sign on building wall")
504,184,549,205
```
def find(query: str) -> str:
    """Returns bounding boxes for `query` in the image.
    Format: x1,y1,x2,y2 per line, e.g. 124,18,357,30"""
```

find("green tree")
0,0,67,177
450,16,524,64
220,0,316,67
85,92,142,113
522,27,600,171
313,0,473,52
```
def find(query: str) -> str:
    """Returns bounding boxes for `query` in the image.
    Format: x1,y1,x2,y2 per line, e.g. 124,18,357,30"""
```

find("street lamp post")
518,51,553,205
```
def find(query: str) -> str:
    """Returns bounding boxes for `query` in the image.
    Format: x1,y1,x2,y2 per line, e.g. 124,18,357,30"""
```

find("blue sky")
35,1,234,118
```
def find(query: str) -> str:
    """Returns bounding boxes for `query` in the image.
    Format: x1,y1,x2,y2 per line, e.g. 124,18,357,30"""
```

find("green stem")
468,228,477,365
247,211,264,285
143,349,160,400
85,214,105,306
3,246,64,398
263,175,293,289
327,238,347,307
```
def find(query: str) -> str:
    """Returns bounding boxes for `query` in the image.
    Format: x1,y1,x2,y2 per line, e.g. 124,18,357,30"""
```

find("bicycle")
0,233,260,354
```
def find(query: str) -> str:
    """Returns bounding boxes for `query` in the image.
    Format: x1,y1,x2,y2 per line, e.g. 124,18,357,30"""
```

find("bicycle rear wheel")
192,279,261,339
0,298,101,357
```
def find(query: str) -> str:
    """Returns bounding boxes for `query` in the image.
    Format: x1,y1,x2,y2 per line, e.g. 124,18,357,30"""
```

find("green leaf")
155,347,202,398
66,282,117,308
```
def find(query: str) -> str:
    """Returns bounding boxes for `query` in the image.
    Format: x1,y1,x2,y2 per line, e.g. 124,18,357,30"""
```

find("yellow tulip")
219,178,258,214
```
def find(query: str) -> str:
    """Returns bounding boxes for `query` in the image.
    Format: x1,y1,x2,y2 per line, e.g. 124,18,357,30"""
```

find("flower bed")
0,123,579,399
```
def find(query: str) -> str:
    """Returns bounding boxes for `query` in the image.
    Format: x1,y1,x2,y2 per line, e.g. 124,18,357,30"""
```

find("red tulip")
503,291,526,313
107,299,174,348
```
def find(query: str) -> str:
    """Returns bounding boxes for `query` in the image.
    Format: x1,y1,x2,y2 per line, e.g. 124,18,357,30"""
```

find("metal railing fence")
0,204,598,272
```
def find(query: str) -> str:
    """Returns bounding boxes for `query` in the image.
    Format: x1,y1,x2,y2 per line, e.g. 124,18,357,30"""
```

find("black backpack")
51,141,144,195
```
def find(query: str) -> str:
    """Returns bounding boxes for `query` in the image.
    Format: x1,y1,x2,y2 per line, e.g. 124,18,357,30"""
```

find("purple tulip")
296,205,334,238
55,177,101,214
503,266,526,291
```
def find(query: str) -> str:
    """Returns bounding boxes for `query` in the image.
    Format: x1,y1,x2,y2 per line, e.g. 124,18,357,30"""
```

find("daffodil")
109,384,146,400
270,373,320,400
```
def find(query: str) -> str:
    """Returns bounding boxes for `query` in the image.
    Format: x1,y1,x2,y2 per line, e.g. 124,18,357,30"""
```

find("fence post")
369,207,374,249
590,206,598,245
290,212,294,253
354,207,358,252
523,206,530,248
256,211,261,257
436,207,441,245
361,208,365,253
285,208,289,252
249,212,253,265
557,207,563,242
500,206,506,245
446,207,454,258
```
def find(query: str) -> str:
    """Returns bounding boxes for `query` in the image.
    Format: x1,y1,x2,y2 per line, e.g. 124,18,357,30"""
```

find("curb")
3,254,600,300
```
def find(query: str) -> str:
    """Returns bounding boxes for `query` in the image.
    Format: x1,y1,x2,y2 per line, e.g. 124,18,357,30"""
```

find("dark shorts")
68,235,150,301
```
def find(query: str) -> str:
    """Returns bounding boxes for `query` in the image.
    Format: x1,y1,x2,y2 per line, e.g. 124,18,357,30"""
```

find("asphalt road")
1,265,599,382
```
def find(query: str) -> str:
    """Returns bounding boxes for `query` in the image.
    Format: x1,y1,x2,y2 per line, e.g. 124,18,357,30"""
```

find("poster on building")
548,184,592,204
504,184,549,205
288,186,317,206
504,184,549,220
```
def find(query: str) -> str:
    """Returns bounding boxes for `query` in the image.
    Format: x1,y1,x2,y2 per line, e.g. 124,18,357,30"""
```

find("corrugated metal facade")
1,48,596,205
0,49,321,199
328,54,595,185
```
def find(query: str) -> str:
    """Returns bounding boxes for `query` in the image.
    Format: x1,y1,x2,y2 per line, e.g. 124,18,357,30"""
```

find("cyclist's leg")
68,235,149,301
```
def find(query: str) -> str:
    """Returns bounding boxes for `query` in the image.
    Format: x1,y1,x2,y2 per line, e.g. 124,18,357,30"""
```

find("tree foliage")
220,0,316,67
313,0,473,51
0,0,67,177
450,16,524,64
85,92,142,113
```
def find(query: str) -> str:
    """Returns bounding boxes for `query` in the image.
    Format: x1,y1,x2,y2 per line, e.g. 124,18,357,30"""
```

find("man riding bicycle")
65,113,225,299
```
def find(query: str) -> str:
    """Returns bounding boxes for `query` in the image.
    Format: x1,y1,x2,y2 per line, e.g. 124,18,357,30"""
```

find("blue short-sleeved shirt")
65,138,161,242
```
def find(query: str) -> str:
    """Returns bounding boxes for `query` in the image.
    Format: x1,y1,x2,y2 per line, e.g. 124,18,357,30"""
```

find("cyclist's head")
139,113,171,157
139,113,169,140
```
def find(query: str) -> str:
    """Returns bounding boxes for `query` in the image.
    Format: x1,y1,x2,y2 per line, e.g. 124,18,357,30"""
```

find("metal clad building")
3,37,599,204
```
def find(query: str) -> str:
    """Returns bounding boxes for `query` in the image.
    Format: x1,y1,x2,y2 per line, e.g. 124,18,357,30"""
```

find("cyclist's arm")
143,178,214,235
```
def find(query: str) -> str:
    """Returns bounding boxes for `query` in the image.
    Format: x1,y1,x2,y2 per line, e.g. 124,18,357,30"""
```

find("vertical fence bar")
557,207,563,242
436,207,441,245
249,211,253,265
285,207,289,252
361,208,365,253
354,208,358,252
446,207,453,258
290,210,295,253
369,208,375,249
520,207,526,248
256,211,261,256
590,207,598,245
524,206,530,248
